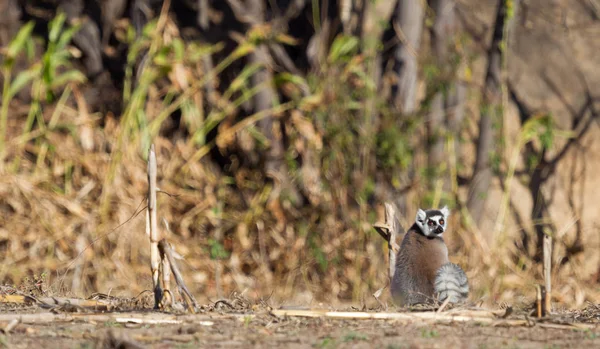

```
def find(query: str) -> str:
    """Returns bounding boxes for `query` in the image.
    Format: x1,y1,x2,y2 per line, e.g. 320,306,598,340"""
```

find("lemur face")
415,206,450,237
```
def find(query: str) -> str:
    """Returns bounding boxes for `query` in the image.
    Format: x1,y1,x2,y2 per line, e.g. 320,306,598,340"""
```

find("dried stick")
270,309,524,326
373,202,403,281
158,239,199,312
0,313,185,325
161,255,172,307
160,218,174,307
0,294,114,309
2,319,19,334
543,231,552,314
147,144,162,308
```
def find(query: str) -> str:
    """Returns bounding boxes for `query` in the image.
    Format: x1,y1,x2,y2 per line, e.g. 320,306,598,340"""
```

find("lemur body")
391,206,469,306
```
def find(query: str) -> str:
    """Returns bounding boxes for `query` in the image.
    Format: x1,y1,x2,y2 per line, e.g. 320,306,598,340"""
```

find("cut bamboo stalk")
147,144,162,308
543,230,552,314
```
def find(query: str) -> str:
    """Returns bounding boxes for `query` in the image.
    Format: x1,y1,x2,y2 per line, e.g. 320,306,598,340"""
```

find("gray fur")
434,263,469,303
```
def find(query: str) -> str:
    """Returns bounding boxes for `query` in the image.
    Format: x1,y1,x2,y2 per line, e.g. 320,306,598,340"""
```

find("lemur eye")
439,219,445,225
427,221,434,226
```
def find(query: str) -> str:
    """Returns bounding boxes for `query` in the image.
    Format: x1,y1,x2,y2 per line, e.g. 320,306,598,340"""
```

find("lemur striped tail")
434,263,469,303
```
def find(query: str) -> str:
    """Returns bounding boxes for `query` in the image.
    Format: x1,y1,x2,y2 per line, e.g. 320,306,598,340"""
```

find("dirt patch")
0,302,598,349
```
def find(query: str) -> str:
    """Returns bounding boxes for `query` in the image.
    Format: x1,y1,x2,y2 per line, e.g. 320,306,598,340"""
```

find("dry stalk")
161,256,173,307
536,284,549,318
436,297,451,313
147,144,162,308
543,230,552,313
158,239,199,312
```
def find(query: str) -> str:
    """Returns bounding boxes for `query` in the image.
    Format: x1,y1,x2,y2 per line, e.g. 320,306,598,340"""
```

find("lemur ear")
440,205,450,218
416,208,427,223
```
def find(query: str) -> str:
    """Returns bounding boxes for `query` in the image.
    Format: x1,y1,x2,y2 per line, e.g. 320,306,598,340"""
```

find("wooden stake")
147,144,162,308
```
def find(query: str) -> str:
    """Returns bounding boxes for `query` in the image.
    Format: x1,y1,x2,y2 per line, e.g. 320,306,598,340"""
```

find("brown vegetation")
0,0,599,314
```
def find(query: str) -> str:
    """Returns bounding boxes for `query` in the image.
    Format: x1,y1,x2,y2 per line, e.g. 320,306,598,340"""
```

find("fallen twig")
0,294,113,310
1,319,19,334
0,312,247,325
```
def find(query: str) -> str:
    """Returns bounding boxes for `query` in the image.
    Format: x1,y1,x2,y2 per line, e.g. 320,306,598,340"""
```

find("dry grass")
1,108,598,310
0,6,598,314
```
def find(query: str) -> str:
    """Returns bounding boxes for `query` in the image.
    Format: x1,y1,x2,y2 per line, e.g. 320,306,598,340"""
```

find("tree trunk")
427,0,448,184
228,0,302,207
467,0,516,224
427,0,465,193
390,0,424,213
393,0,424,114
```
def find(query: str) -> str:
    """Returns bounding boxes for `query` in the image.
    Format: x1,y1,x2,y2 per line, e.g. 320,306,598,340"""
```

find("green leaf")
187,42,223,63
56,23,81,51
153,46,172,67
328,35,359,63
6,21,35,59
227,63,262,94
8,67,40,100
208,239,229,260
25,37,36,61
142,20,158,38
50,70,87,89
126,25,136,43
49,12,67,44
127,41,145,64
232,42,255,59
181,99,202,131
274,72,308,88
246,125,269,147
172,38,185,61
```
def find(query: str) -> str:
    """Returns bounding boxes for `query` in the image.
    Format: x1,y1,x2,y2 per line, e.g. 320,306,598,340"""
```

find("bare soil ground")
0,300,598,349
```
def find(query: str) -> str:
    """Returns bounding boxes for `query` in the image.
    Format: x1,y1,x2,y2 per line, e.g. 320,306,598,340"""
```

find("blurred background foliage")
0,0,599,307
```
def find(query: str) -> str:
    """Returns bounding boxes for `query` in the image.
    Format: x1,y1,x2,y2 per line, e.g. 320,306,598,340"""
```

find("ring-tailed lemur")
391,206,469,306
